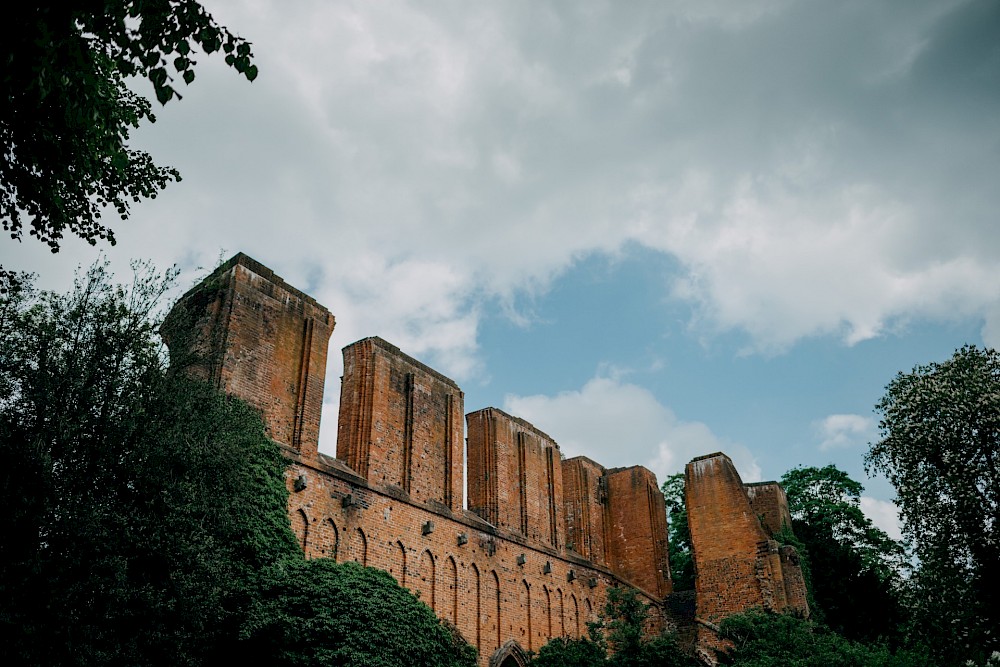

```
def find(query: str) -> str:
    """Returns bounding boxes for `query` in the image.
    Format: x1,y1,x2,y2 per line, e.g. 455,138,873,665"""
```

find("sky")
6,0,1000,541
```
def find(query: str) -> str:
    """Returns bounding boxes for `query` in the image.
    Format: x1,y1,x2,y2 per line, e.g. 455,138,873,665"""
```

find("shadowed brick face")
562,457,609,567
467,408,564,550
337,338,463,511
165,254,673,667
745,482,793,538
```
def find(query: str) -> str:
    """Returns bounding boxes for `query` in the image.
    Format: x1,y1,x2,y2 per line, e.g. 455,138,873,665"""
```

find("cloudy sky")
6,0,1000,538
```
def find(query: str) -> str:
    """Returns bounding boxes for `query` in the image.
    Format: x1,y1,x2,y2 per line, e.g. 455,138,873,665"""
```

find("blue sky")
5,0,1000,539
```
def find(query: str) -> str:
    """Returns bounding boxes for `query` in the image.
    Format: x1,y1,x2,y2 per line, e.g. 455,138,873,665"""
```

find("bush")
239,559,477,667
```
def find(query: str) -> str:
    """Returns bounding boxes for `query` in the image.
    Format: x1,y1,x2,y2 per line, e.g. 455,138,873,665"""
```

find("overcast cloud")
4,0,999,503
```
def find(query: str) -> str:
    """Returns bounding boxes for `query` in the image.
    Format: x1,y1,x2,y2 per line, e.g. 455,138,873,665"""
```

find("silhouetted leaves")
1,3,256,258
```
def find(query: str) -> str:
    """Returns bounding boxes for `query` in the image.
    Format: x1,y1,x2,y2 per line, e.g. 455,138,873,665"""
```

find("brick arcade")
164,254,808,666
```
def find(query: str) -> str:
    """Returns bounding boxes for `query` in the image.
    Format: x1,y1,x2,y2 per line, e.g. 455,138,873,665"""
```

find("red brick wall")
467,409,564,550
744,482,793,537
337,338,463,511
162,253,334,456
606,467,672,598
686,453,768,620
286,452,637,665
562,457,609,567
166,254,677,667
685,453,809,655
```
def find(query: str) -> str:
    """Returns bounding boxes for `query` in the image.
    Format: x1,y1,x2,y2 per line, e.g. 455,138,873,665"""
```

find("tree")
0,263,299,665
866,345,1000,664
238,560,477,667
779,465,908,644
1,2,257,260
661,474,695,591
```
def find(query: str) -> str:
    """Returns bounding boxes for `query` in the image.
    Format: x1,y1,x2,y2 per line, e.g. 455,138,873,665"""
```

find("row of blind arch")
292,508,597,655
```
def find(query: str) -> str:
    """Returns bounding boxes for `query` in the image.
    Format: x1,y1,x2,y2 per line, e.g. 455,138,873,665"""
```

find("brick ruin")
685,454,809,659
163,253,808,666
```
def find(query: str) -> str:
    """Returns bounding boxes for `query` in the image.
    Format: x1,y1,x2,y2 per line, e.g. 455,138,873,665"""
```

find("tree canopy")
0,262,298,665
867,345,1000,664
779,465,908,644
1,2,256,257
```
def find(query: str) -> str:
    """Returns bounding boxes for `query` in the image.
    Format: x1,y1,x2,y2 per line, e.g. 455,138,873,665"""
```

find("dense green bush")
238,559,476,667
716,609,934,667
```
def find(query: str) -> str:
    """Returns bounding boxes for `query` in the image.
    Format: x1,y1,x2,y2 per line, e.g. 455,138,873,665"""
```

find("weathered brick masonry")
165,254,807,666
685,453,809,658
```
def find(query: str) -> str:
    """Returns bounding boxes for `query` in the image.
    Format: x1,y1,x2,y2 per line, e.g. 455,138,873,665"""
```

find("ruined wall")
337,337,463,512
162,253,334,456
744,482,792,538
562,457,609,567
286,454,620,660
467,408,565,550
606,467,672,598
685,453,808,655
165,254,673,667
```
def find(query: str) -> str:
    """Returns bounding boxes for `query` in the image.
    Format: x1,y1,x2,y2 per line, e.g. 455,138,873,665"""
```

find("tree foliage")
661,473,694,591
1,2,256,256
0,263,298,665
532,636,606,667
779,465,908,644
867,345,1000,664
781,465,906,581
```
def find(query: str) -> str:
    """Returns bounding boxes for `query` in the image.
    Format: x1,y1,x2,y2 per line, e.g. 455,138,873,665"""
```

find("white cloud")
815,413,876,451
860,496,903,542
6,0,1000,392
503,373,760,483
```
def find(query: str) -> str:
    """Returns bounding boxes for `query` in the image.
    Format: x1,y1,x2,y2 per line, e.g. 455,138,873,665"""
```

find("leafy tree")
238,560,477,667
661,474,694,591
0,263,299,666
779,465,908,643
1,2,257,262
781,465,907,581
867,345,1000,664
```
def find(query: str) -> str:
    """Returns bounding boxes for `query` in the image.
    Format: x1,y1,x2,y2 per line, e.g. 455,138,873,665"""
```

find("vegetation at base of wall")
0,264,476,667
238,560,476,667
716,609,936,667
532,637,608,667
531,587,698,667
